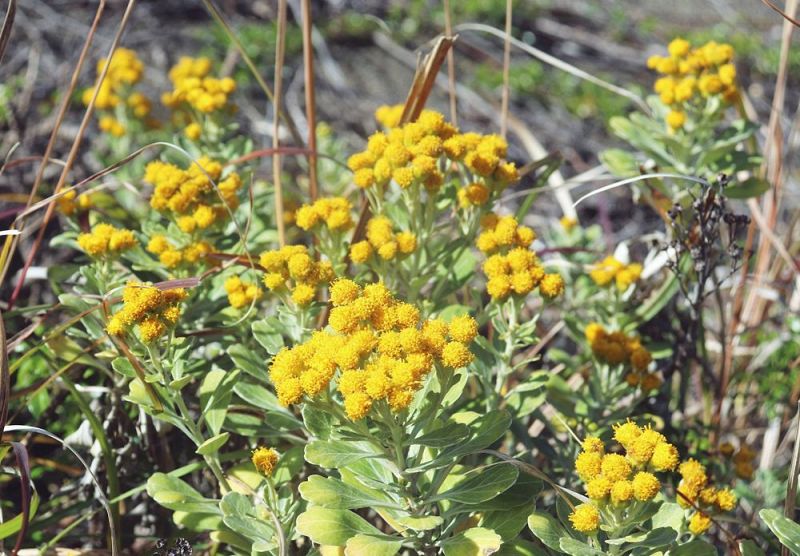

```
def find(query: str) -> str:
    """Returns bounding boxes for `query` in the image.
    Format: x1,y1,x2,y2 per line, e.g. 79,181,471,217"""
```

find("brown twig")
500,0,512,138
761,0,800,27
273,0,288,247
301,0,318,202
443,0,458,126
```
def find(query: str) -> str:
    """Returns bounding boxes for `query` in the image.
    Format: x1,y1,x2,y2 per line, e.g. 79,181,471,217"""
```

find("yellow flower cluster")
677,458,738,535
350,216,417,263
82,49,153,137
648,38,737,130
162,56,236,113
720,442,755,480
295,197,354,233
251,446,279,477
82,48,144,110
269,280,477,420
571,422,679,533
260,245,334,306
348,106,518,195
478,214,563,301
589,256,642,291
77,224,137,257
57,190,93,216
107,281,186,342
584,323,659,390
145,156,242,229
224,276,263,309
147,234,213,269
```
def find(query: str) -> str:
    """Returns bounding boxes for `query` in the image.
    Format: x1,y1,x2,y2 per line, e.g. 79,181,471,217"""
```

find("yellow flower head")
575,451,603,482
611,480,634,505
689,512,712,535
251,447,279,477
224,275,263,309
586,476,613,500
601,453,632,482
296,197,354,232
107,281,187,342
77,224,137,257
632,471,660,501
569,503,600,533
269,282,476,421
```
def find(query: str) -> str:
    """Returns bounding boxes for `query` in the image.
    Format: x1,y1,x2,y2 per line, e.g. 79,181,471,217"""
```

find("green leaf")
724,177,769,199
0,491,40,540
441,527,502,556
606,526,676,549
495,540,548,556
303,404,336,439
430,465,518,504
527,511,570,551
173,510,223,532
600,148,639,178
409,410,511,472
481,502,534,541
299,475,399,510
199,369,238,436
395,515,443,531
739,540,766,556
169,375,193,390
196,432,230,456
146,473,219,513
505,372,549,418
219,492,275,546
111,357,136,378
228,343,267,380
412,421,471,448
305,440,383,469
760,509,800,555
252,320,285,354
296,506,381,546
651,502,684,532
272,444,306,485
558,537,604,556
668,539,717,556
344,533,403,556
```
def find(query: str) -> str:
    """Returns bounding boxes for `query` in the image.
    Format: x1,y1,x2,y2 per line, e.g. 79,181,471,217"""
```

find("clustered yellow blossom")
477,214,563,301
584,323,660,391
295,197,354,233
145,156,242,229
260,245,334,306
77,223,137,257
82,48,151,136
347,106,517,196
719,442,755,480
570,422,679,533
147,234,213,269
107,281,187,342
647,38,738,130
162,56,236,114
349,216,416,264
677,458,738,535
269,280,477,420
589,256,642,291
251,446,279,477
57,190,93,216
224,276,263,309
